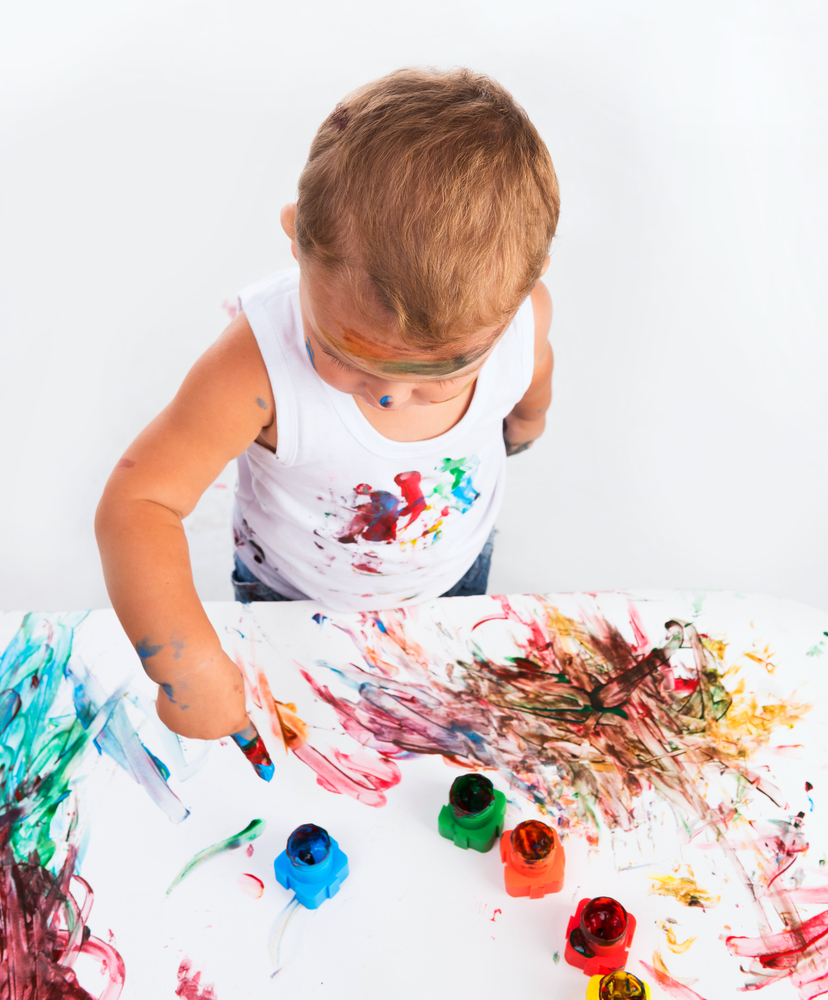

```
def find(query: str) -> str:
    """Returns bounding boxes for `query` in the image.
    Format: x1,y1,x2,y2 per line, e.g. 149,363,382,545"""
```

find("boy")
95,67,559,744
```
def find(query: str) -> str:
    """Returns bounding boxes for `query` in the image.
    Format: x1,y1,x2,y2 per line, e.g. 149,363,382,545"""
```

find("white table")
1,590,826,999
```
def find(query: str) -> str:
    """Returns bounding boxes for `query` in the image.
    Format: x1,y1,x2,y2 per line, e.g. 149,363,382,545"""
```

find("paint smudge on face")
648,873,720,909
237,873,264,898
256,397,268,409
305,337,317,371
176,957,217,1000
380,395,393,407
166,819,266,895
116,457,135,469
0,612,187,998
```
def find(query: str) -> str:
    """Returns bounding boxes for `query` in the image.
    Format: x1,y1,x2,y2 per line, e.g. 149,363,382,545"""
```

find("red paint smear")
353,561,382,574
394,472,426,530
291,742,401,807
116,458,135,469
236,733,273,769
176,958,217,1000
246,844,255,858
0,840,126,1000
727,909,828,968
491,908,501,922
639,961,709,999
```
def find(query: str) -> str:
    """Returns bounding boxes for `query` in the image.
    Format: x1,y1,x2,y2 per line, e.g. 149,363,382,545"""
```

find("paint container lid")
449,774,495,819
510,820,555,865
580,897,628,948
598,971,647,999
287,824,331,867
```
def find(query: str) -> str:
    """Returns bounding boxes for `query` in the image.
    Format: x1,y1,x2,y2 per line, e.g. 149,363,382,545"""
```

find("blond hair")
294,67,560,346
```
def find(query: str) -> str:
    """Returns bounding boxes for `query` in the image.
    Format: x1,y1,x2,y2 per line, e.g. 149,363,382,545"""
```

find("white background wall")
2,0,826,613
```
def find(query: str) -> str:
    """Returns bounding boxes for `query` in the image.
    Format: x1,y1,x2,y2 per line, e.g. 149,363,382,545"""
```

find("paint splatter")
176,957,217,999
236,874,264,898
166,819,266,894
325,458,479,565
648,873,720,909
658,921,697,953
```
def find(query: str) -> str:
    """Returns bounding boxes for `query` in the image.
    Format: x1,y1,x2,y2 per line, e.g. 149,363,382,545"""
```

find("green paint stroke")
0,612,187,868
166,818,266,895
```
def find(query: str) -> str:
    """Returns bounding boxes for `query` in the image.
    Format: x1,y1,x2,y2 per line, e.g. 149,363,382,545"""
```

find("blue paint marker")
380,395,393,408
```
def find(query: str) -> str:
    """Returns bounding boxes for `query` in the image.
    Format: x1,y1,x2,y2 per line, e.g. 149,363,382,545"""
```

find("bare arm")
503,280,554,455
95,313,276,739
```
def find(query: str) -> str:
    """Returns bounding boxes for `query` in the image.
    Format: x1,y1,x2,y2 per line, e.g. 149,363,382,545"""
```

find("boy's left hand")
503,415,543,455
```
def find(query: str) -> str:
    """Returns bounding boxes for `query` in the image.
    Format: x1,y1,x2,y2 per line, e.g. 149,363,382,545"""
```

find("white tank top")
232,267,535,611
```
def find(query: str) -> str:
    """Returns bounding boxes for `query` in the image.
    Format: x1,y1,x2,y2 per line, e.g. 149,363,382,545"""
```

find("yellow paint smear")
658,921,697,953
705,677,810,755
647,873,720,908
701,636,728,660
651,949,700,987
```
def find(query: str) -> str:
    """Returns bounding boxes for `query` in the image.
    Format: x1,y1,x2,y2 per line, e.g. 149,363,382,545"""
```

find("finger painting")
1,592,826,997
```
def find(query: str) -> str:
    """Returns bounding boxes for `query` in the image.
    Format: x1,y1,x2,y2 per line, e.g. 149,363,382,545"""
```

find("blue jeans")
231,530,496,603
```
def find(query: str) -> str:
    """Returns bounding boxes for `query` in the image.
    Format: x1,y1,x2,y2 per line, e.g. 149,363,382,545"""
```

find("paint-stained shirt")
232,267,535,611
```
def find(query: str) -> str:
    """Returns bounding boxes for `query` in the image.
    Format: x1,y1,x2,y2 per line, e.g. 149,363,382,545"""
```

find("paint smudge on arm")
136,638,163,660
116,457,136,469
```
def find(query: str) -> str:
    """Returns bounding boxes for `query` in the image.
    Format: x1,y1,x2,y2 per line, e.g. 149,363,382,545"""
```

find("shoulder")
528,279,553,369
181,311,276,429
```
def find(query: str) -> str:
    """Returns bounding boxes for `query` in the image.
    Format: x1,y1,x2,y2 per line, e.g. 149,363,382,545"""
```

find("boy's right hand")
151,649,251,741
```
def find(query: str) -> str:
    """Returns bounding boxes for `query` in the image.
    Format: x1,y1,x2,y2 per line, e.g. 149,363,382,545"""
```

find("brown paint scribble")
648,873,721,909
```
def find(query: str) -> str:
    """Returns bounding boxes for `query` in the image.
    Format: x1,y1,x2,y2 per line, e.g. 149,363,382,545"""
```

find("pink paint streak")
639,961,709,999
176,958,217,1000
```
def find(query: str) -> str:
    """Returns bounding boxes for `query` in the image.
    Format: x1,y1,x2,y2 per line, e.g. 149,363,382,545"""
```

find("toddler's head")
284,68,560,409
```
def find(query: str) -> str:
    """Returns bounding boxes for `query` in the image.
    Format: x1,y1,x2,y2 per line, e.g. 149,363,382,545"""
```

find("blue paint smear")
380,395,393,407
312,613,327,625
136,639,163,659
0,613,189,869
374,618,387,634
305,337,317,371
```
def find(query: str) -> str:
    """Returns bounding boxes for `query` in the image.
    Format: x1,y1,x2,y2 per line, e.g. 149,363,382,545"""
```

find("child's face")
299,267,507,411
